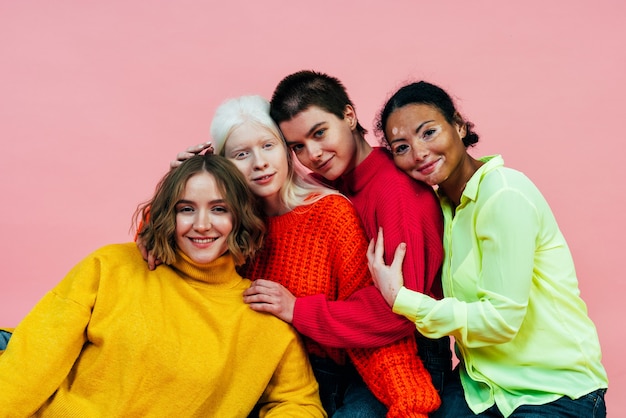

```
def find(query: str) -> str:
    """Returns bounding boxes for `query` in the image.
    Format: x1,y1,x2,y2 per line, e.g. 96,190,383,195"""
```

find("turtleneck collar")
339,147,389,195
170,251,242,289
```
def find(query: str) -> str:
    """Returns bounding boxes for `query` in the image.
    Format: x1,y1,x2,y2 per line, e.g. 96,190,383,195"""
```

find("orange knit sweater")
242,195,440,417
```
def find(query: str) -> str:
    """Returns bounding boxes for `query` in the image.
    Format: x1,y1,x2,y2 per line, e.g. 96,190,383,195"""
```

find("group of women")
0,71,608,417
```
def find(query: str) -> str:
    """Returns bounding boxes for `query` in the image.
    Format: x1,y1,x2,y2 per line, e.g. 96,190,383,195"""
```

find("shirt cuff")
392,286,423,323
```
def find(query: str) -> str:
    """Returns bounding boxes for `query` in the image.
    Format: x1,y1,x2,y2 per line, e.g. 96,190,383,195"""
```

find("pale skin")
367,228,406,308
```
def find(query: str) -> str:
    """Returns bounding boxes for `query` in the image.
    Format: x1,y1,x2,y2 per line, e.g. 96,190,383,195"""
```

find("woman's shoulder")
475,164,548,212
369,149,435,193
69,243,147,275
308,193,356,215
90,242,143,260
481,164,539,195
293,194,361,230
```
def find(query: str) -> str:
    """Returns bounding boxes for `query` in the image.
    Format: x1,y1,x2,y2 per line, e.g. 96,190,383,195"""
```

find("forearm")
393,287,525,347
292,287,416,348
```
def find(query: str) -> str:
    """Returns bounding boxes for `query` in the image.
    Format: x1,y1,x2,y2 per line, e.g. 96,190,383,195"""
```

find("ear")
453,112,467,139
344,105,357,129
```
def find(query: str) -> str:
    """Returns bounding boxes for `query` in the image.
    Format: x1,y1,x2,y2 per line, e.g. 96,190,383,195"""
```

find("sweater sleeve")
293,287,415,348
291,198,415,347
348,337,441,417
376,176,444,298
260,334,327,417
0,253,99,416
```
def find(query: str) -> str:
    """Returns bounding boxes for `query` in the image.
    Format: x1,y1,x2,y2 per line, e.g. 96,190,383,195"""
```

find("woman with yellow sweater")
0,154,325,417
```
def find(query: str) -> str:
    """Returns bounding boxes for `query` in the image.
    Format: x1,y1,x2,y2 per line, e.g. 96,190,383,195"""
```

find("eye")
424,128,435,137
421,127,438,141
290,143,304,153
233,150,249,160
176,205,194,214
313,128,326,139
262,142,275,150
212,205,229,214
392,144,410,155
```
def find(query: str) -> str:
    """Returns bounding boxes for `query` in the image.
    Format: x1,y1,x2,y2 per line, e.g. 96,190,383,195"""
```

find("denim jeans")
415,333,453,393
0,330,11,350
309,335,452,417
432,367,607,418
309,355,387,417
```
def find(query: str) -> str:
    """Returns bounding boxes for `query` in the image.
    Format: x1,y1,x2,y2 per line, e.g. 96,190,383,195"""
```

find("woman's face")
223,123,289,209
175,172,233,264
278,105,358,181
385,103,467,188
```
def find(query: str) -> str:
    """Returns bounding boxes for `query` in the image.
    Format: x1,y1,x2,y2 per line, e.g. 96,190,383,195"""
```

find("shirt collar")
437,154,503,208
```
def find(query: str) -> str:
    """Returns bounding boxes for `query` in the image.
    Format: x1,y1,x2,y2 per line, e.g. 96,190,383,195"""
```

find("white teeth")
191,238,217,244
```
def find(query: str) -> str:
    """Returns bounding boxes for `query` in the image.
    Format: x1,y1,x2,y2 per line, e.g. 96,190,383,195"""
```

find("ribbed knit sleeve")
293,286,415,348
349,337,441,417
370,178,443,298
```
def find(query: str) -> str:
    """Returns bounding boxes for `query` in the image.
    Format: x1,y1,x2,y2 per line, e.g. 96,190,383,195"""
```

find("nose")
412,142,429,161
252,149,269,170
194,210,211,231
306,143,323,161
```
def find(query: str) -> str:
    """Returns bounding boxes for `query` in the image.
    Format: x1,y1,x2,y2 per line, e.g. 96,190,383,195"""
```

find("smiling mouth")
315,157,332,171
417,159,438,174
253,173,275,181
190,237,218,244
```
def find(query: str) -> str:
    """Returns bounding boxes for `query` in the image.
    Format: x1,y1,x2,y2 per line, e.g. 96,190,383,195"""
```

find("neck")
345,132,372,175
440,154,484,206
262,194,290,217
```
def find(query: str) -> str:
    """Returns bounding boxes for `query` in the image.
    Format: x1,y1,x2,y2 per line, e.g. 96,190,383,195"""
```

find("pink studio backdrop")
1,0,624,413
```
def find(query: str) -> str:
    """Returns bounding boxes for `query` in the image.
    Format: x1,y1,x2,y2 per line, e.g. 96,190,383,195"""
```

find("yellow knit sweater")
0,243,325,417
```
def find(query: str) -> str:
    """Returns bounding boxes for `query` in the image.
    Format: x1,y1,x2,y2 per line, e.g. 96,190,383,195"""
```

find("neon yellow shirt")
393,155,607,417
0,243,325,417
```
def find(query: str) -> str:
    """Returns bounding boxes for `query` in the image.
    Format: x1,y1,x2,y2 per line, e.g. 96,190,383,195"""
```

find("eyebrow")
176,198,226,205
389,120,434,145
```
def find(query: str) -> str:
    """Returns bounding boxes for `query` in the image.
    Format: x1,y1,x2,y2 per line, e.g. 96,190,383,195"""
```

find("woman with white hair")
163,95,442,417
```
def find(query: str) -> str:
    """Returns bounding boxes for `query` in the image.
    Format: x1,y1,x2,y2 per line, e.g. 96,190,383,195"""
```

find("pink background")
1,0,624,413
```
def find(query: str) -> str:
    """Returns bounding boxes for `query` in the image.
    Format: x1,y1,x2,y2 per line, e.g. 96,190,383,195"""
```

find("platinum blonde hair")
209,95,341,212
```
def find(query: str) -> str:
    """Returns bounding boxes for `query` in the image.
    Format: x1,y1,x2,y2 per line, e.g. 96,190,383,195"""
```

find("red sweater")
242,195,440,417
297,148,445,347
336,148,444,298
